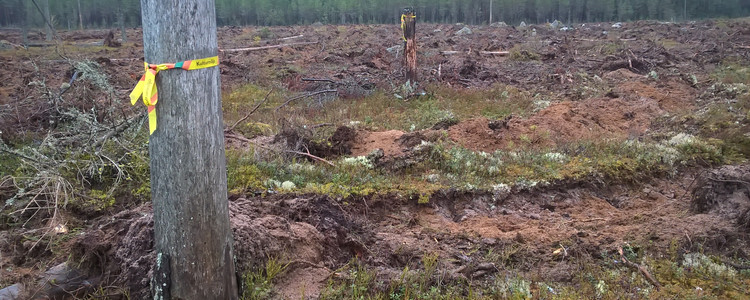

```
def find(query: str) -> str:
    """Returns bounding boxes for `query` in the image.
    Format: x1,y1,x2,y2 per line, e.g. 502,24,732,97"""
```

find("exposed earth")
2,18,750,299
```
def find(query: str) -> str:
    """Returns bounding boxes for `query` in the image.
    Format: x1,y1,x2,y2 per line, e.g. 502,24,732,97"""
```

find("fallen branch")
225,133,335,167
480,51,509,55
275,89,338,111
220,41,318,53
453,262,499,279
278,34,304,41
302,78,337,84
287,259,330,271
708,177,750,188
618,247,661,290
310,123,334,129
724,260,750,270
441,50,509,56
25,42,56,48
58,71,79,98
2,41,24,48
225,89,273,133
565,218,607,224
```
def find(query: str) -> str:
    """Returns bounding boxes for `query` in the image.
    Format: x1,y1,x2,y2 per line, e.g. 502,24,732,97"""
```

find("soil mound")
65,169,750,298
350,93,668,156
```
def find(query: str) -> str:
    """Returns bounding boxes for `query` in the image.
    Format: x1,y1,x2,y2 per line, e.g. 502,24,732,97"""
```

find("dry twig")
275,89,338,111
301,78,337,83
220,41,318,53
618,247,662,290
225,133,335,167
226,89,273,132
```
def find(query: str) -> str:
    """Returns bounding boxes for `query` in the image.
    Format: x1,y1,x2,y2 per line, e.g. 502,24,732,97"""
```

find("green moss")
713,59,750,85
600,42,623,55
658,39,679,49
228,164,270,193
241,256,289,300
0,152,23,177
75,189,115,212
508,44,541,61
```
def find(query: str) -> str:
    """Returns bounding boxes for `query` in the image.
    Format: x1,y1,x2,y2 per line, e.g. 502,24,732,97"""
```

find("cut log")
220,41,318,53
441,50,508,56
278,34,304,41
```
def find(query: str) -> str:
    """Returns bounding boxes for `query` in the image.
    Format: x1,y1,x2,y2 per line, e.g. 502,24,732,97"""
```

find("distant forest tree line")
1,0,750,30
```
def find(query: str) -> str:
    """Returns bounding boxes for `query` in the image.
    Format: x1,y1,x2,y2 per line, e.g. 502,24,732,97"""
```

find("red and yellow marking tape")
129,56,219,135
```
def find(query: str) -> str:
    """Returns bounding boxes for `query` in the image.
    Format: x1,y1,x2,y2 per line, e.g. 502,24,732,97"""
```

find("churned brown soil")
1,18,750,298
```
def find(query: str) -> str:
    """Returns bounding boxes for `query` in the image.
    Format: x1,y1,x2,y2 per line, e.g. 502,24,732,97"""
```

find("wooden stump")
402,9,417,83
103,30,121,47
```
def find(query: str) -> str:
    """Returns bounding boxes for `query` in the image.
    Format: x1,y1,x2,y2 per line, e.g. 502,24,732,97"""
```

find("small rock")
0,40,13,50
455,26,473,36
519,21,528,28
0,283,24,299
386,45,403,54
550,20,562,29
482,238,498,245
490,22,508,28
527,213,541,220
425,173,440,183
612,22,623,29
366,148,384,164
460,209,478,222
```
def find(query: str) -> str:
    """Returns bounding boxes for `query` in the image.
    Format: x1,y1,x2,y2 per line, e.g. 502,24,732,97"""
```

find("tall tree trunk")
19,0,28,45
489,0,493,24
139,0,238,299
614,0,619,21
43,0,51,41
77,0,83,30
119,8,126,42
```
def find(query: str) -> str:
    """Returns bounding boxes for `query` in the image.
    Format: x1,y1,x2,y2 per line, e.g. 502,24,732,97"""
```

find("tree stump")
103,30,121,47
402,8,417,83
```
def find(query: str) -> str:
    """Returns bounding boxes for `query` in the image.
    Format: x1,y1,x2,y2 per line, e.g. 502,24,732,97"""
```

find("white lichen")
280,181,296,190
667,133,696,146
341,156,374,169
543,152,567,163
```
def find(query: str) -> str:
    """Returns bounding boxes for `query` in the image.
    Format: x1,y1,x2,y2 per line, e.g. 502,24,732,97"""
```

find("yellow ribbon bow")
129,56,219,135
401,13,416,41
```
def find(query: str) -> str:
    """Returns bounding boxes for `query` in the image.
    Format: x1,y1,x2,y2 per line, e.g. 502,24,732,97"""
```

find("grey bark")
489,0,493,25
139,0,238,299
77,0,83,30
119,8,127,42
19,0,28,46
43,0,51,41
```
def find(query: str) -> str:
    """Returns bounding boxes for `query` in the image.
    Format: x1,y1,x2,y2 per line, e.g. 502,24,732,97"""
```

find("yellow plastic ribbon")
401,13,416,41
129,56,219,135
